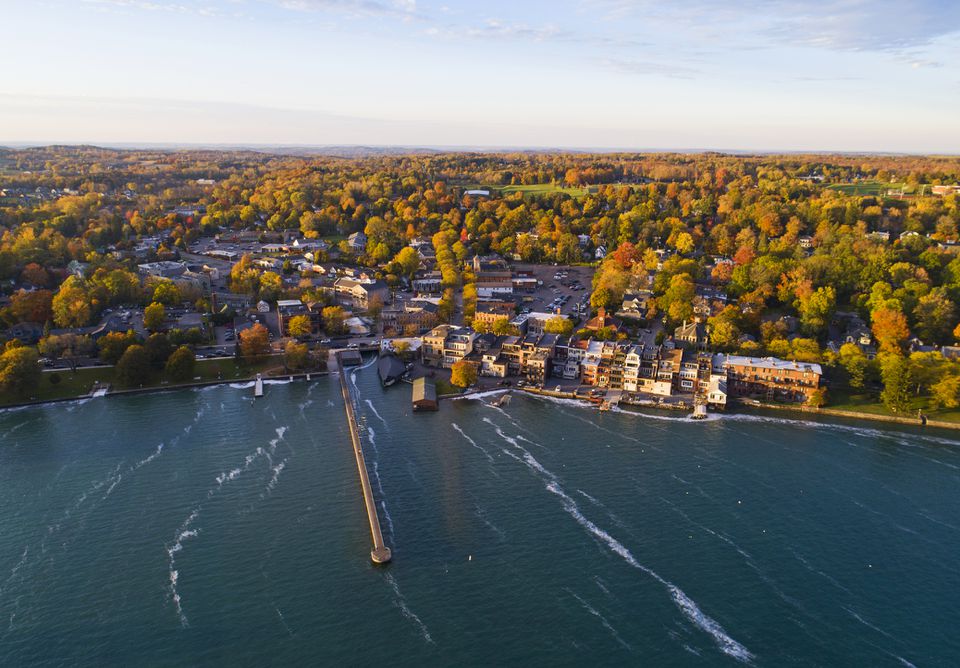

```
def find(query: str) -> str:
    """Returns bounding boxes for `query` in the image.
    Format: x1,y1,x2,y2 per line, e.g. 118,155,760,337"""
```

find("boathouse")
412,377,438,411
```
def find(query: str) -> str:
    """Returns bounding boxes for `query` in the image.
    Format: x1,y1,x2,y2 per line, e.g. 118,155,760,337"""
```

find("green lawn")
826,181,908,196
1,355,287,407
466,183,593,198
827,387,960,424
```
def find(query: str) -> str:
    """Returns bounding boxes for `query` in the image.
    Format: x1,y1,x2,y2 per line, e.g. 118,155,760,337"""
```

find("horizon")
2,1,960,153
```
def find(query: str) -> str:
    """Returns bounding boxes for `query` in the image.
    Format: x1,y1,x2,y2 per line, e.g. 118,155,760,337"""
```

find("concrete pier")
336,352,392,564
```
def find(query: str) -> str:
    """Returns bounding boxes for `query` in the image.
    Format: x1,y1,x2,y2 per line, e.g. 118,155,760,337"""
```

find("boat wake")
484,418,754,663
567,589,631,650
452,423,495,462
385,572,433,644
364,399,389,429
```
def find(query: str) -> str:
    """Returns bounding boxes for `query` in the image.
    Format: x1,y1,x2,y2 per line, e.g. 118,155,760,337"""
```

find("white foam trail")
844,606,901,643
381,500,396,538
451,389,508,401
275,606,294,636
486,422,753,663
90,387,108,398
263,379,294,385
568,590,631,650
385,573,433,644
134,443,164,470
452,423,495,462
166,508,201,627
364,399,389,428
474,504,506,541
230,381,255,389
593,575,611,597
326,400,336,407
265,459,287,494
578,489,600,504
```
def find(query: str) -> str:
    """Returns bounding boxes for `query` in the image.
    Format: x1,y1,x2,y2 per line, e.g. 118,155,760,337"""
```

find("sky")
1,0,959,152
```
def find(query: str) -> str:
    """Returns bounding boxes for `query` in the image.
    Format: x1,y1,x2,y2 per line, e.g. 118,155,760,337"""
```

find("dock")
336,352,392,564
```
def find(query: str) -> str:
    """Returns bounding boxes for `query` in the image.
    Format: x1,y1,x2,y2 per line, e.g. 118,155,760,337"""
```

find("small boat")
493,393,511,407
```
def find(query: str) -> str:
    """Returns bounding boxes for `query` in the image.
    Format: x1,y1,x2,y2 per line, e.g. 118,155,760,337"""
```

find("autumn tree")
284,340,309,371
52,277,92,328
38,333,94,372
871,305,909,355
287,314,312,338
322,306,347,336
450,359,477,388
143,302,166,332
98,330,140,365
239,323,271,362
0,344,41,396
543,315,574,337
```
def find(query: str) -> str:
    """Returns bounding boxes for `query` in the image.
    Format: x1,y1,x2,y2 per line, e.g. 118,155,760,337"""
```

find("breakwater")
336,352,392,564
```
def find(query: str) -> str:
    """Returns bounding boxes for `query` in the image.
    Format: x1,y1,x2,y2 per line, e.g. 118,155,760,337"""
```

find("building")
421,324,477,368
724,355,822,403
473,255,513,299
675,320,708,348
347,231,367,252
334,277,390,310
381,300,438,336
138,261,186,279
412,377,438,411
412,271,442,295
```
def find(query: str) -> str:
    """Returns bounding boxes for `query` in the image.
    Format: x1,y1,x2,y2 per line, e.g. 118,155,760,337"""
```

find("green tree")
143,302,166,332
393,246,421,280
0,345,41,396
880,354,913,413
838,343,869,389
144,332,174,369
259,271,283,302
165,346,196,381
798,286,836,336
912,290,956,344
930,374,960,409
115,344,152,388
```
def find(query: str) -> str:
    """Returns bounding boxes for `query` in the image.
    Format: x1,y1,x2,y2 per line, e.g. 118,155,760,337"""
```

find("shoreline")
4,373,958,434
0,370,330,411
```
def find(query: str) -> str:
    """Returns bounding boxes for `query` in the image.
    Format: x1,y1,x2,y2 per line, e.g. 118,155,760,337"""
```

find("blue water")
1,362,959,666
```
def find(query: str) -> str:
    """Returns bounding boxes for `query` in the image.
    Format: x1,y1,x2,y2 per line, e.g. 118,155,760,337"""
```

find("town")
0,148,959,423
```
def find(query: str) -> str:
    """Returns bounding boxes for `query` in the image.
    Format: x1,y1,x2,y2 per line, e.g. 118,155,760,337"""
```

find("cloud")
424,18,650,49
585,0,960,52
272,0,418,19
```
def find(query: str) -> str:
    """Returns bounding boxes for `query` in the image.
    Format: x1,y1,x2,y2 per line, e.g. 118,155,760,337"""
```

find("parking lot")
512,263,595,322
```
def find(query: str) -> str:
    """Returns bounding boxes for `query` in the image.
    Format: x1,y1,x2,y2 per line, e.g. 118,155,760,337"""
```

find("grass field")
1,355,288,407
826,181,909,196
828,387,960,424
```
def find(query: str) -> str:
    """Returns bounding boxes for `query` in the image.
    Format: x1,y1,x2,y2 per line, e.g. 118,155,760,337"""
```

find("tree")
284,340,309,371
912,290,956,344
450,360,477,388
165,346,196,381
661,273,695,324
838,343,869,389
229,254,260,295
930,374,960,409
259,271,283,302
38,333,94,372
143,302,166,332
144,332,174,369
51,276,92,328
287,314,312,338
393,246,421,280
239,323,270,362
115,344,152,388
543,315,574,336
10,289,53,324
798,286,836,336
871,306,909,355
880,354,913,413
322,306,347,336
98,330,140,364
0,345,40,396
150,280,181,306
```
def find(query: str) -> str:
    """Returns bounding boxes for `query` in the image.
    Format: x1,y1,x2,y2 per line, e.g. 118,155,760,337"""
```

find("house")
473,255,513,299
706,376,727,407
420,324,476,368
412,377,439,411
595,245,607,260
674,320,708,348
345,316,371,336
412,271,442,295
618,291,653,320
347,231,367,252
583,307,620,333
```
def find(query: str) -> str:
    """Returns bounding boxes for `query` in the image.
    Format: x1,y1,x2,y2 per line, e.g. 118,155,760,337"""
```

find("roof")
725,355,822,376
412,376,437,402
